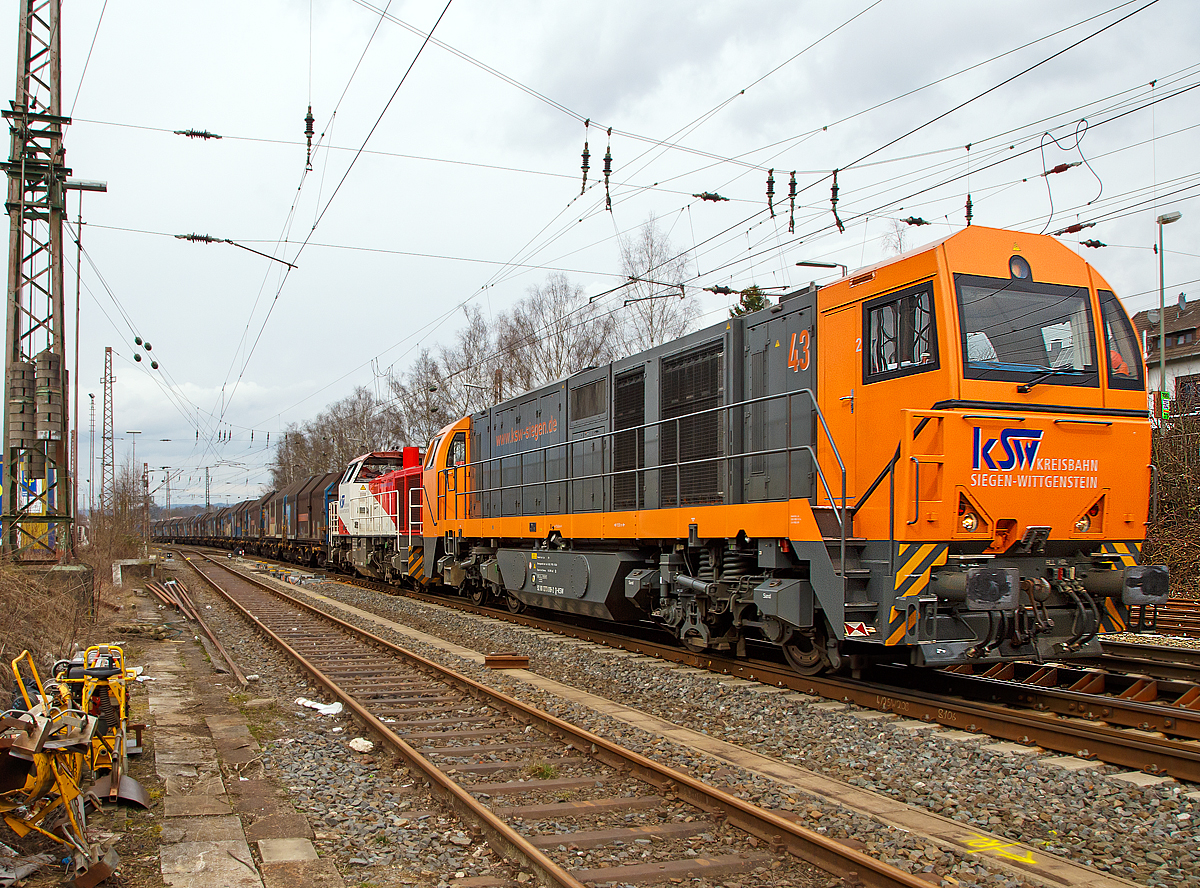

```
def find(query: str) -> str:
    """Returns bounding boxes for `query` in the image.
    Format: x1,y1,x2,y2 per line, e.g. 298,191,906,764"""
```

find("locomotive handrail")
437,386,850,577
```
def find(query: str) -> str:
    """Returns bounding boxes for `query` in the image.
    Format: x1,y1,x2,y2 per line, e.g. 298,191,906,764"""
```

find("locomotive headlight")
960,512,978,532
1074,515,1091,533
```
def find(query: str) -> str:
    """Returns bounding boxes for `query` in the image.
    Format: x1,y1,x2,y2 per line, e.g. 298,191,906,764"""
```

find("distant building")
1131,301,1200,413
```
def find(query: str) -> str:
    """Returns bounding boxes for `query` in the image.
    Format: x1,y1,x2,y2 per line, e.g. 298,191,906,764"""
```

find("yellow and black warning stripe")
1099,597,1128,633
1098,540,1140,568
1096,541,1140,633
886,542,948,646
894,542,949,599
407,545,424,581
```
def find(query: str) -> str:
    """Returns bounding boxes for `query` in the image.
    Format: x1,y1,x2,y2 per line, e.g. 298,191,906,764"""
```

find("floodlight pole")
3,0,69,560
795,259,849,278
65,178,106,555
1156,211,1182,402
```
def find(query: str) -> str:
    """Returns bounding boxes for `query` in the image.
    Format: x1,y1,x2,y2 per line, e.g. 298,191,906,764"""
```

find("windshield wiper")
1017,367,1082,394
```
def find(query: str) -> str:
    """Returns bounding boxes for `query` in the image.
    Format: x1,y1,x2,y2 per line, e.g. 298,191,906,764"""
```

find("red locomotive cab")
368,446,425,539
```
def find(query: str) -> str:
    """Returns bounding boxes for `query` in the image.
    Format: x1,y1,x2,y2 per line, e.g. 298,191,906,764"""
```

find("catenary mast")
2,0,71,559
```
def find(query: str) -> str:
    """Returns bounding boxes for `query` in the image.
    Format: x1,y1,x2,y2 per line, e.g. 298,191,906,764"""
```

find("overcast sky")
8,0,1196,506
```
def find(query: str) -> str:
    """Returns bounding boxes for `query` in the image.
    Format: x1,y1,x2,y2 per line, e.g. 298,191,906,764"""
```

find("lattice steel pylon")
2,0,72,559
98,346,113,519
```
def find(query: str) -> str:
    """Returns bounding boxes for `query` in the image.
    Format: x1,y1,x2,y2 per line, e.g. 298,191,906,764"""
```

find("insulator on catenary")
965,194,974,227
787,171,797,234
1041,161,1080,177
692,192,728,202
305,105,315,172
1053,221,1095,236
766,169,775,217
603,127,613,212
830,169,844,233
1081,239,1105,248
580,119,590,195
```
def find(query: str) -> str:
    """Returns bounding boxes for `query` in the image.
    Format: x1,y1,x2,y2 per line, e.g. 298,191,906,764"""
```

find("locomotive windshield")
354,457,401,482
955,273,1098,386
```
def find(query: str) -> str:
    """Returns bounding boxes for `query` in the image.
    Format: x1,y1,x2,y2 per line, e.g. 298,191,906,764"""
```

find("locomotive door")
744,304,815,502
818,302,858,510
441,431,467,521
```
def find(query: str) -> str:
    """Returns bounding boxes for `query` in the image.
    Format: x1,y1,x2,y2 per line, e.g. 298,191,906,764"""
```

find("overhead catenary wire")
80,3,1190,484
217,0,456,427
68,0,108,119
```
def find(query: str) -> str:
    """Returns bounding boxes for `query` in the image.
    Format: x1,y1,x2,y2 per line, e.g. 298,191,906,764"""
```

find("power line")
838,0,1162,178
219,0,456,426
68,0,108,117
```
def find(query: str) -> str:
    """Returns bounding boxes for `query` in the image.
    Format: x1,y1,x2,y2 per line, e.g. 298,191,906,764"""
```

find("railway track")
179,550,932,888
1093,640,1200,683
334,569,1200,782
1147,601,1200,639
184,548,1200,782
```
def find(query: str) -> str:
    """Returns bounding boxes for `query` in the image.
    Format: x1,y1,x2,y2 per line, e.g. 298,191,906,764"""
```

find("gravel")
165,557,1200,887
156,561,516,887
1105,631,1200,650
288,574,1200,888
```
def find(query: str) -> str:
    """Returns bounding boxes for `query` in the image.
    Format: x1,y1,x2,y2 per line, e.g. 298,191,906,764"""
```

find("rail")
179,550,1178,888
184,552,932,888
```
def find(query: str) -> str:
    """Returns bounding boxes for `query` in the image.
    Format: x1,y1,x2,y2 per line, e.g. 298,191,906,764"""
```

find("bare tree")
436,304,495,417
496,272,621,394
387,348,447,450
619,214,696,352
881,218,908,256
380,305,497,451
267,386,404,488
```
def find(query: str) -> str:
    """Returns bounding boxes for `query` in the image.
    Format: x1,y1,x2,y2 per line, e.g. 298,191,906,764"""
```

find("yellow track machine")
53,645,148,809
1,652,119,886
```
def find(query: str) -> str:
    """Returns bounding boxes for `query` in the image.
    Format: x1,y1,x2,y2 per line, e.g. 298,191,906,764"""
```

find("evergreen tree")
729,286,771,317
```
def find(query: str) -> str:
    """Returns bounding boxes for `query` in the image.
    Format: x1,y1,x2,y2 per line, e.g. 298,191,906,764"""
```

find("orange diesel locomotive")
416,225,1167,673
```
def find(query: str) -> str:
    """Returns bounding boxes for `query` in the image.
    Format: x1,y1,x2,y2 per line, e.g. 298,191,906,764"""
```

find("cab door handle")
839,389,855,414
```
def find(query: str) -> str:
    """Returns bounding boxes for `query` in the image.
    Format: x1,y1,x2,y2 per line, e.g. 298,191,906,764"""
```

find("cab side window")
864,282,938,382
1099,290,1144,391
447,432,466,467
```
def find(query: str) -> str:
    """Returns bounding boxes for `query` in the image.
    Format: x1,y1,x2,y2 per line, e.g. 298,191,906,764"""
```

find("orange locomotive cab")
818,226,1167,666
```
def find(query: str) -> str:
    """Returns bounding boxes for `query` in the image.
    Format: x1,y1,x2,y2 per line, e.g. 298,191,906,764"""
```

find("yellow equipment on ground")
1,651,118,887
53,645,148,809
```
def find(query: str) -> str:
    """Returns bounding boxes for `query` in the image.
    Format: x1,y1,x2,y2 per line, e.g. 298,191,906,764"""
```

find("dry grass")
0,560,91,694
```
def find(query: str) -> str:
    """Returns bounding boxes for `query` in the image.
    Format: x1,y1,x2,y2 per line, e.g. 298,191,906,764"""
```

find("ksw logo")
972,427,1043,471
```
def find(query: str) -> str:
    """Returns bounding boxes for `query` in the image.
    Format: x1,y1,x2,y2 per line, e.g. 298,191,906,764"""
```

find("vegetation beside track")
1145,414,1200,599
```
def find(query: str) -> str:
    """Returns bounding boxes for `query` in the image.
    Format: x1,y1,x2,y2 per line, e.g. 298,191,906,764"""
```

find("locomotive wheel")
505,591,526,614
469,584,486,606
782,635,826,675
